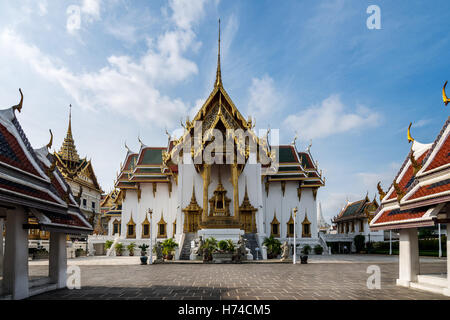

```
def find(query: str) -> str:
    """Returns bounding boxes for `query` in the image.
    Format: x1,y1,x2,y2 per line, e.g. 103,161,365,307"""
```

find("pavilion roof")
370,116,450,230
0,91,92,235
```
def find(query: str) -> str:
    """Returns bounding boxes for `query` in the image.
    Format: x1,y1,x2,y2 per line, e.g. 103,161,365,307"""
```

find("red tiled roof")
408,179,450,200
375,207,428,224
386,152,428,200
0,124,41,177
423,134,450,173
0,178,56,203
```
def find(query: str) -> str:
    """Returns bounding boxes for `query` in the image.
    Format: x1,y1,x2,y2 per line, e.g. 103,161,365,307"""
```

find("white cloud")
356,162,400,191
38,1,48,16
283,95,380,140
169,0,208,30
247,75,280,124
82,0,101,20
1,1,216,128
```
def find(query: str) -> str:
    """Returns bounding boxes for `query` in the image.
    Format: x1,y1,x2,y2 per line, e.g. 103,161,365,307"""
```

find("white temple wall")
120,189,138,239
137,182,179,239
262,182,318,240
298,187,318,240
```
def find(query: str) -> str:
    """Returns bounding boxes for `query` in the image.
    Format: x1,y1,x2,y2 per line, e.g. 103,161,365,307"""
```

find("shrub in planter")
200,237,217,262
127,242,136,256
301,245,311,255
161,238,179,260
354,235,365,253
263,235,281,259
115,243,124,256
138,244,149,265
105,240,114,251
314,244,323,255
217,240,229,252
75,248,86,257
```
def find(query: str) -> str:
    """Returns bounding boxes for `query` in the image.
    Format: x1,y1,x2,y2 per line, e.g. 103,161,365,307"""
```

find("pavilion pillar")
3,207,29,299
201,165,211,223
444,223,450,296
49,232,67,289
231,163,239,223
0,218,4,275
396,228,420,287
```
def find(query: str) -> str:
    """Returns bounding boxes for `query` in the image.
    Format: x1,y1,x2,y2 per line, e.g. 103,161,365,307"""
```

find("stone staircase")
180,233,195,260
243,233,260,260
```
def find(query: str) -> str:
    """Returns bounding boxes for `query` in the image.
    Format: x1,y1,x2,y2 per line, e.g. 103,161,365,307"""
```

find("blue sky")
0,0,449,223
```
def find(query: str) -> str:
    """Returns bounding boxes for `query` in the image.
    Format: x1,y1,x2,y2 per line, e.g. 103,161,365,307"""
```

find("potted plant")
301,245,311,264
212,239,234,263
127,242,136,256
138,244,149,265
201,237,217,262
105,240,114,251
314,244,323,255
75,248,86,257
263,235,282,259
161,238,178,261
115,242,124,256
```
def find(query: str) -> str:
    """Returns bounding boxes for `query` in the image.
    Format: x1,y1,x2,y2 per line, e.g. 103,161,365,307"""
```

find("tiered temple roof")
0,90,92,235
54,106,101,192
370,116,450,230
333,195,378,223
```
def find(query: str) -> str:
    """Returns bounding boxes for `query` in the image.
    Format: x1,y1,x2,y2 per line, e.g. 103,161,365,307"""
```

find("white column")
0,218,4,274
396,228,420,287
49,232,67,289
2,207,29,299
444,224,450,296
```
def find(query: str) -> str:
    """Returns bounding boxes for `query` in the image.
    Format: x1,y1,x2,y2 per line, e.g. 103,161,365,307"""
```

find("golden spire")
214,19,223,88
58,104,80,163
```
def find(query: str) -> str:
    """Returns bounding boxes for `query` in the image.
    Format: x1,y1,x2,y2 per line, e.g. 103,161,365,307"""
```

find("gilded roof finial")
124,141,131,153
12,88,23,113
443,81,450,106
46,129,53,149
407,122,414,144
215,18,222,88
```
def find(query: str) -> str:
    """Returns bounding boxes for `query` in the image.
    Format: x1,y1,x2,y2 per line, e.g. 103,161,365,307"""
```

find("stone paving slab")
27,255,449,300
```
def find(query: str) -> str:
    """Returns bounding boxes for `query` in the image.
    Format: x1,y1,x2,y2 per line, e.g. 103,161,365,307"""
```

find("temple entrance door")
240,211,256,233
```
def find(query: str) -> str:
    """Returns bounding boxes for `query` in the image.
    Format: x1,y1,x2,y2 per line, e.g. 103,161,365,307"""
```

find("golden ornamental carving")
409,152,422,175
239,180,257,233
183,184,203,233
168,181,172,198
12,88,23,113
393,180,405,201
281,181,286,197
377,181,386,201
265,181,270,197
407,122,415,143
46,129,53,149
137,183,141,202
443,80,450,106
152,182,157,197
208,170,231,217
297,186,302,202
312,187,318,201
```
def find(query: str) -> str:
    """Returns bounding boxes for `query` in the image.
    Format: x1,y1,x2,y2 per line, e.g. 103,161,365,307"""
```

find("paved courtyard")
28,255,449,300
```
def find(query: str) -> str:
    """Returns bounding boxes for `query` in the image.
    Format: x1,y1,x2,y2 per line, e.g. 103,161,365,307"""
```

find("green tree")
354,235,365,253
